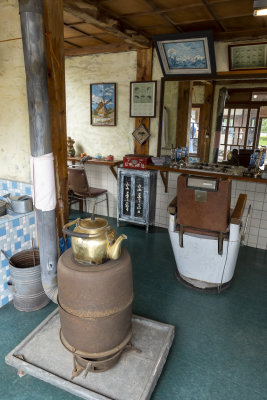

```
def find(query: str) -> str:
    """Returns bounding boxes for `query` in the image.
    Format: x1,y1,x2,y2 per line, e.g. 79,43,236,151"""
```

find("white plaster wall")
65,52,136,159
65,49,162,159
0,1,162,183
0,0,31,182
215,40,267,72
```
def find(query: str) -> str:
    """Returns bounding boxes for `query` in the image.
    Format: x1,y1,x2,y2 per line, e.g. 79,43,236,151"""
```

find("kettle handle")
62,219,90,239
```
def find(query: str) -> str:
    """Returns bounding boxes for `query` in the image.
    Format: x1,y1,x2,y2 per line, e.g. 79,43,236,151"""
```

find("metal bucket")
0,200,6,216
9,250,50,312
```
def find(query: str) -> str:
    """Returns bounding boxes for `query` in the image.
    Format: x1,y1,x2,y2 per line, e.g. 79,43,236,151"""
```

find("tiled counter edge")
81,166,267,251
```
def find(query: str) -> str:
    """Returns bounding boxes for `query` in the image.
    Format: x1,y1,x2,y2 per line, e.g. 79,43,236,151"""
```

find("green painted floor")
1,211,267,400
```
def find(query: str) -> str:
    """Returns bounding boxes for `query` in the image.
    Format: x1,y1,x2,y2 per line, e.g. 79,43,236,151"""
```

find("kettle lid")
78,217,108,231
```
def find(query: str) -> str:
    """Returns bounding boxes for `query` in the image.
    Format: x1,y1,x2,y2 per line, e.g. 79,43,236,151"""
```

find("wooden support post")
134,47,153,155
198,83,214,163
43,0,68,236
176,81,193,148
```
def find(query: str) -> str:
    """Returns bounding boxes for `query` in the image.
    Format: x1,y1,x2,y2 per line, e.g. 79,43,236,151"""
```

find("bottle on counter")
176,147,182,161
171,144,176,162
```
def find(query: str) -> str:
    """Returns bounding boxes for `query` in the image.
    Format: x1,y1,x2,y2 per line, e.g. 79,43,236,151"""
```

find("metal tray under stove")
5,309,174,400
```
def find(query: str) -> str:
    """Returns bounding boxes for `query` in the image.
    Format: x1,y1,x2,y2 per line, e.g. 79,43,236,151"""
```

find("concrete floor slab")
5,309,175,400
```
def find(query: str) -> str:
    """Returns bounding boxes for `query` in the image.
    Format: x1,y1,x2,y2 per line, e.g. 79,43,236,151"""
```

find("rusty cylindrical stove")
57,246,133,375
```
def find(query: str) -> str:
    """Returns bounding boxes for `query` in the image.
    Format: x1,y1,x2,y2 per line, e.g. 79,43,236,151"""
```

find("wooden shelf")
146,164,267,192
67,157,123,179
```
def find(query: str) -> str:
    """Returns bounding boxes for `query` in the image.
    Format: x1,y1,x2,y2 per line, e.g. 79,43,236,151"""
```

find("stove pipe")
19,0,58,303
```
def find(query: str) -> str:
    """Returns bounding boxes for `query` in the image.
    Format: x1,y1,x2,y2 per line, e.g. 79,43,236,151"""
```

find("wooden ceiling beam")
219,12,258,20
140,16,214,29
201,0,226,31
65,42,136,57
117,0,232,18
64,39,82,48
66,29,119,43
63,0,151,49
142,0,183,32
64,23,109,44
214,28,267,41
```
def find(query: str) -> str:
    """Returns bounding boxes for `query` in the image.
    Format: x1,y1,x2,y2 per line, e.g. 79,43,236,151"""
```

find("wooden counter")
67,157,123,179
146,164,267,192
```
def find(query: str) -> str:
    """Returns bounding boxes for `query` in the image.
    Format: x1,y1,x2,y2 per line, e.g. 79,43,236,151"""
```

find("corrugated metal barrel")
9,250,50,312
58,247,133,358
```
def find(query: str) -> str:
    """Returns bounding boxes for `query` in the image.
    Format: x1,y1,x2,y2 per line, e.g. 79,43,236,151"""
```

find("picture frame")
228,43,267,71
90,83,116,126
132,123,151,144
130,81,157,117
153,31,216,77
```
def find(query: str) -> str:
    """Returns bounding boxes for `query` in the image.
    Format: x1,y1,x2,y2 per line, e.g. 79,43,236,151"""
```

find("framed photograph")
229,43,267,71
90,83,116,126
153,31,216,77
130,81,157,117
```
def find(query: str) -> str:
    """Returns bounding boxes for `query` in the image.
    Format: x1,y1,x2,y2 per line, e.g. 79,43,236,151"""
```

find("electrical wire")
0,37,21,43
217,238,230,294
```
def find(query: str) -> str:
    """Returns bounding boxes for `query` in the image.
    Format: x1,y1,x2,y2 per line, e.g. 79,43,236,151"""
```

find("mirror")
157,77,267,164
157,78,214,163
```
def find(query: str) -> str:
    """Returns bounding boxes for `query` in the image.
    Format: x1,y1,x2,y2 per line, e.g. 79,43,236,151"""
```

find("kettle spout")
108,234,127,260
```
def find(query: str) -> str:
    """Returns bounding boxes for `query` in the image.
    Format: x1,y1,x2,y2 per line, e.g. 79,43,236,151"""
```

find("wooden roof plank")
65,42,136,56
64,23,109,44
142,0,183,31
63,0,151,48
214,27,267,41
201,0,226,31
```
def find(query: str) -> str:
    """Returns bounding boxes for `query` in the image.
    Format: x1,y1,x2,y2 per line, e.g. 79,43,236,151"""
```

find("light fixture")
253,0,267,16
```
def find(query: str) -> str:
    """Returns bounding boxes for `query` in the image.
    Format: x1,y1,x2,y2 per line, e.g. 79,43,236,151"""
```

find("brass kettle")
62,216,127,265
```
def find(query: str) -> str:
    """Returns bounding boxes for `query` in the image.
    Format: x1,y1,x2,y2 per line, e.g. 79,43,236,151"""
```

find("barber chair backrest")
177,174,231,233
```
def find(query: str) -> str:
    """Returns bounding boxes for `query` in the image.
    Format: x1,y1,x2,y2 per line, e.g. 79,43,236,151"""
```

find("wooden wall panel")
134,47,153,155
176,81,193,148
198,83,214,163
44,0,68,238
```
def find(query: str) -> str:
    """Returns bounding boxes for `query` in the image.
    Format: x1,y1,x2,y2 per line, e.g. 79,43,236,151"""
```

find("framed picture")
90,83,116,126
153,31,216,77
130,81,157,117
228,43,267,71
132,123,150,144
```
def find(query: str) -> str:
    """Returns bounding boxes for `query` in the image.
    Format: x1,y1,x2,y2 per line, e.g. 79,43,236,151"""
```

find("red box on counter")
123,154,152,170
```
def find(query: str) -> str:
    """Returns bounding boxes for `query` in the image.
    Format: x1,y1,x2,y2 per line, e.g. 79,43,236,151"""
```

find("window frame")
219,106,260,161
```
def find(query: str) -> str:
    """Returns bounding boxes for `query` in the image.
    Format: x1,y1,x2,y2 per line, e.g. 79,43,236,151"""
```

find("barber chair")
168,174,247,292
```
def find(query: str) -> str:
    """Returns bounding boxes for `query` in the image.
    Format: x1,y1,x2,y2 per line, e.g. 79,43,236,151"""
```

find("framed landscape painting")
90,83,116,126
153,31,216,77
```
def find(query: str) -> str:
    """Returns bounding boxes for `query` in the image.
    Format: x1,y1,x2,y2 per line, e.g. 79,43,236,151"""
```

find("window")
189,107,200,154
218,107,259,161
252,92,267,102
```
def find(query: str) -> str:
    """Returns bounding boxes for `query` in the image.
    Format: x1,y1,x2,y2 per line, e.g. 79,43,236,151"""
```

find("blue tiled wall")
0,179,36,308
0,178,32,197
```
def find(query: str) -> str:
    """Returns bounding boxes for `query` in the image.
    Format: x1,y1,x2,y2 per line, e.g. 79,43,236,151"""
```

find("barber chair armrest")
230,194,247,225
168,196,177,215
